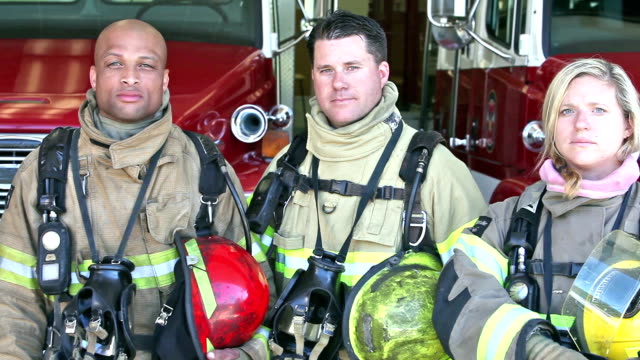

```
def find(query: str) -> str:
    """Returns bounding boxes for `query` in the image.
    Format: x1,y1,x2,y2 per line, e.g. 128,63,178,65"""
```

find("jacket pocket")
274,190,311,249
353,198,404,249
145,192,192,244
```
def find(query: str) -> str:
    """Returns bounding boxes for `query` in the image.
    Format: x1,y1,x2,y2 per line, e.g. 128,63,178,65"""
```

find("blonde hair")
539,58,640,198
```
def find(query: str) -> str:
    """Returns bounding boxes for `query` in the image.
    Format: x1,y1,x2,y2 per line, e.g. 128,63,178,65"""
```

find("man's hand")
206,348,244,360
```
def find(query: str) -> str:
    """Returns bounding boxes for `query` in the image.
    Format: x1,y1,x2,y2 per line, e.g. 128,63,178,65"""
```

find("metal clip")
88,315,109,340
155,304,174,326
64,317,77,334
403,210,428,247
200,195,219,224
186,255,199,266
322,321,336,337
79,163,90,197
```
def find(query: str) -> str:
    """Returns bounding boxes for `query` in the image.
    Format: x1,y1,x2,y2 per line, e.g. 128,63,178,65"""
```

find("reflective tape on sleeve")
437,219,508,283
0,244,38,289
477,304,542,360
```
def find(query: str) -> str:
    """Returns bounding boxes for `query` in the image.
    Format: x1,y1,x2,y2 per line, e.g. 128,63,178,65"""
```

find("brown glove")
526,333,587,360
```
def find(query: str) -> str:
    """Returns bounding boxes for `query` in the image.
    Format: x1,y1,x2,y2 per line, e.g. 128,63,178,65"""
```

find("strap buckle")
403,210,428,247
155,304,174,326
379,185,396,200
64,317,77,335
328,180,348,195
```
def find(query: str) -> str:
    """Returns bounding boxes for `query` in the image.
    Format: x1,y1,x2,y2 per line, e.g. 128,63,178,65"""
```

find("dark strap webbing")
183,131,227,200
183,131,252,253
311,121,404,263
37,127,75,214
400,130,444,252
542,216,553,322
277,134,308,169
527,260,582,277
70,129,163,263
183,131,227,236
295,178,405,200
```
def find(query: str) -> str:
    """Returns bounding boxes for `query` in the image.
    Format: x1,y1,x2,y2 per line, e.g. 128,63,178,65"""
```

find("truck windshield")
0,0,261,48
549,0,640,55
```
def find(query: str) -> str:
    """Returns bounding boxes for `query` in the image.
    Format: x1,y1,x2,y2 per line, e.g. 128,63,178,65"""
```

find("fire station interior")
293,0,436,135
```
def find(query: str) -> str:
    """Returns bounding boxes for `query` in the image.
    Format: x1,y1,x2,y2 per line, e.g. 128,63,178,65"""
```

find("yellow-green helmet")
342,251,450,360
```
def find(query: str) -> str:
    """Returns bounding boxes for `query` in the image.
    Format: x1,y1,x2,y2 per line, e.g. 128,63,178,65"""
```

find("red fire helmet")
185,235,270,350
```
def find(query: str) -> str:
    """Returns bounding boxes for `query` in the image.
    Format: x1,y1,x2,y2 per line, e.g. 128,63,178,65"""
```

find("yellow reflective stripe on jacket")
275,248,392,287
236,234,268,263
438,219,477,263
258,227,275,254
0,244,38,289
438,219,508,283
68,248,180,295
478,304,542,360
184,239,217,319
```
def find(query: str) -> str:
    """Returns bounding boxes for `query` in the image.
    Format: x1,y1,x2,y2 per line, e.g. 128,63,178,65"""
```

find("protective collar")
77,89,173,170
306,82,401,162
539,152,640,199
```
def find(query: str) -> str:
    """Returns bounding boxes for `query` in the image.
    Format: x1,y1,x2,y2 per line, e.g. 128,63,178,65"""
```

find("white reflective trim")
69,258,179,284
276,252,307,270
343,261,380,277
132,258,178,279
276,252,379,277
0,256,35,278
256,325,271,339
71,271,91,284
456,241,507,282
260,233,273,247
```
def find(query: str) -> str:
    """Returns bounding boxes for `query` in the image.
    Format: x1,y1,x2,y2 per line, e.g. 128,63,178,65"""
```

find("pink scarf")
539,153,640,199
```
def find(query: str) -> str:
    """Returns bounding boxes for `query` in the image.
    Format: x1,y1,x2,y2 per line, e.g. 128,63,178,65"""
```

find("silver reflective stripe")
0,256,35,278
69,258,179,284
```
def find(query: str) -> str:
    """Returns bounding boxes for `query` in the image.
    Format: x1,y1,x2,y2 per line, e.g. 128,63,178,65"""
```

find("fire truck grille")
0,135,46,217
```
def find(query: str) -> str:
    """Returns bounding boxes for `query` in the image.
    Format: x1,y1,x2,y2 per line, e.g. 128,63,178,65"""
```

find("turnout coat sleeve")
422,144,486,244
433,184,548,360
0,149,48,359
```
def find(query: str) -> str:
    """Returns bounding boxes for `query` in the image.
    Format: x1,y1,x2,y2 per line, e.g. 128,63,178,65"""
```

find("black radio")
246,171,286,234
37,221,72,295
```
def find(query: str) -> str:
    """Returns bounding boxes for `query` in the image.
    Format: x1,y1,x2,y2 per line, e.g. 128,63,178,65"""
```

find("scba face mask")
60,257,137,360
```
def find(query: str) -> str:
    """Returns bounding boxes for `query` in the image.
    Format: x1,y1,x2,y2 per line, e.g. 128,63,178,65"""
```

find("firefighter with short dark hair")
0,19,273,360
248,10,486,359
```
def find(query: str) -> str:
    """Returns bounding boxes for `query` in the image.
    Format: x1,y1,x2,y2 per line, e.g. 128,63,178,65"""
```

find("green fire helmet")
342,250,450,360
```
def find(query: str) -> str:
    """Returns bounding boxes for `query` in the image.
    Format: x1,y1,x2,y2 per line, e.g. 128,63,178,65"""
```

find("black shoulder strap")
400,130,445,253
399,130,444,184
275,133,309,192
504,191,545,256
278,133,308,169
183,131,253,252
37,126,76,215
182,131,229,236
183,131,227,199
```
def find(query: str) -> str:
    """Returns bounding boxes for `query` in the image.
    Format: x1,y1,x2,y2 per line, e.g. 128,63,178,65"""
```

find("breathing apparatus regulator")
37,128,265,360
563,230,640,360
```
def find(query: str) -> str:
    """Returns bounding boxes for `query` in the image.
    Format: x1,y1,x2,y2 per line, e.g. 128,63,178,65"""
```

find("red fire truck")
427,0,640,202
0,0,336,215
